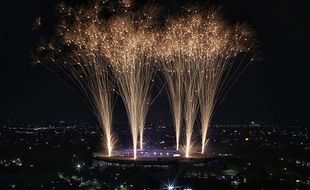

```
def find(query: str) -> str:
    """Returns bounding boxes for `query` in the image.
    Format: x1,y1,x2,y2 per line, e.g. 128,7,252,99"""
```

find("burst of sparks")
102,14,157,159
36,3,117,157
120,0,133,7
36,1,253,159
156,10,252,157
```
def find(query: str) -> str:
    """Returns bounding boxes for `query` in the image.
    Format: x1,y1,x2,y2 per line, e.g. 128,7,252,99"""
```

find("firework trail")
196,12,253,154
157,55,183,151
156,35,184,151
157,9,253,157
158,14,203,157
35,0,253,159
102,12,157,159
37,1,158,159
36,4,116,157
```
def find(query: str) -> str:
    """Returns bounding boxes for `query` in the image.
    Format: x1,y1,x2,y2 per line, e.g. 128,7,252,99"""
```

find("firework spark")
36,1,253,159
37,1,158,159
36,4,116,157
102,13,157,159
120,0,133,7
157,35,183,151
196,13,253,154
157,14,203,157
157,10,253,157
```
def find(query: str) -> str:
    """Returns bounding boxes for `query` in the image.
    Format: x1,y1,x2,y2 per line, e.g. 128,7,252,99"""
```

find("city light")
76,163,82,171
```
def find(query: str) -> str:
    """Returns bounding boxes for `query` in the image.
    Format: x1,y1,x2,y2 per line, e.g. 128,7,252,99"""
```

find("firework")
37,1,158,159
102,13,157,159
157,9,253,157
36,4,116,157
156,36,183,151
196,14,253,154
157,14,203,157
157,58,183,151
36,0,253,159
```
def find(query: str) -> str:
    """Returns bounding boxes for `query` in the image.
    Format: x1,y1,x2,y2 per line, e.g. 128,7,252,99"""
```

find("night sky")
0,0,308,125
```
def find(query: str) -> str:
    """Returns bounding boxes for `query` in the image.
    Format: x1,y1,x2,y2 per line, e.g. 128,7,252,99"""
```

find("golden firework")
36,0,254,159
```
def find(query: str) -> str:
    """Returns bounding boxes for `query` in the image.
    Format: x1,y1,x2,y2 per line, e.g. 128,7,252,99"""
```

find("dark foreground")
0,120,309,189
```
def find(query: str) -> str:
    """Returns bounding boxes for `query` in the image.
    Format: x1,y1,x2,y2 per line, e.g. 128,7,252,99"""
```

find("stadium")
93,149,209,168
